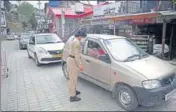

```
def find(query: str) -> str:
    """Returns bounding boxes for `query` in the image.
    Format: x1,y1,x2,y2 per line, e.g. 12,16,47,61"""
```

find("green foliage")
29,13,37,30
173,0,176,3
17,2,37,30
22,21,28,29
17,2,34,21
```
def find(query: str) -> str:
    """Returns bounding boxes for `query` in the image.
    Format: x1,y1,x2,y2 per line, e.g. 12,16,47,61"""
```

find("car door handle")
85,59,90,63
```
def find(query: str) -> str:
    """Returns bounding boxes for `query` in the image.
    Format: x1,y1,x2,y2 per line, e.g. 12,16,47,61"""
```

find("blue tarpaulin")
49,0,61,8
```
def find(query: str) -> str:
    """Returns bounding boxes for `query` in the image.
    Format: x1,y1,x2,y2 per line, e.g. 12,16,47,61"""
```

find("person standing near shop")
67,30,87,102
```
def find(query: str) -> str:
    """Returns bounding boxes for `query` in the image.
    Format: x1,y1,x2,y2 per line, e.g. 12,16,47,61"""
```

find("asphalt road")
1,40,176,111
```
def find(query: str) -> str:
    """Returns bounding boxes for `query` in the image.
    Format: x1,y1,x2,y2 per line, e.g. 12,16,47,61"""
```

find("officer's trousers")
67,57,80,97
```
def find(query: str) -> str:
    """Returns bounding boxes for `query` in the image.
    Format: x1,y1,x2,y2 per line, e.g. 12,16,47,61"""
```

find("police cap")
75,30,87,38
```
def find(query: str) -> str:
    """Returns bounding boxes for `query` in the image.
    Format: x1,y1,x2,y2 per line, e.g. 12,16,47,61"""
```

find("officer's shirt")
69,38,82,67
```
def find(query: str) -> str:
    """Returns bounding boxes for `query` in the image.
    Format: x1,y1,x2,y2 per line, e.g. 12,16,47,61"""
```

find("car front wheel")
115,84,139,111
62,62,69,80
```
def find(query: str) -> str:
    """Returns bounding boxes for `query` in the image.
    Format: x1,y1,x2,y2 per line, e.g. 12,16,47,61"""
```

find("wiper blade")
45,42,55,43
56,41,63,43
124,54,140,62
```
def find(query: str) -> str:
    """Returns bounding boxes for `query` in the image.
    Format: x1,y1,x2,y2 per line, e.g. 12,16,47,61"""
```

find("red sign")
131,18,156,24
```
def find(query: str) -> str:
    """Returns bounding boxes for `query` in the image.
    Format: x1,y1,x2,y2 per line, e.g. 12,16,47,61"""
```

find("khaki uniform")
67,38,82,97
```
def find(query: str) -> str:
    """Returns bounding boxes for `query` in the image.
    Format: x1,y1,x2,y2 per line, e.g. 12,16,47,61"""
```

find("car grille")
48,50,62,55
41,57,62,61
161,73,175,87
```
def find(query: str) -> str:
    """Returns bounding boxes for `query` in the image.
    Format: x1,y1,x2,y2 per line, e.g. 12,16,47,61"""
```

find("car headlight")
38,47,47,54
142,79,161,89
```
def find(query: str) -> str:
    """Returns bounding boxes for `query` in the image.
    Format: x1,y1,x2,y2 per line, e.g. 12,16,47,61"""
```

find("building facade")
46,1,93,41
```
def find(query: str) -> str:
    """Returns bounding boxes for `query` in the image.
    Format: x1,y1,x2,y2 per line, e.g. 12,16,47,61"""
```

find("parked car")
61,34,176,111
6,34,15,40
19,33,32,49
27,33,65,66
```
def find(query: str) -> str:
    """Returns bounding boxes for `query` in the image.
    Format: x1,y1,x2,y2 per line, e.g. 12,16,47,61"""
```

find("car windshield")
35,34,62,44
104,38,149,62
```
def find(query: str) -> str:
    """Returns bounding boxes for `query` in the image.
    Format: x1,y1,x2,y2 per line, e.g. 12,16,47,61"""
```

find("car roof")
87,34,126,40
35,33,55,36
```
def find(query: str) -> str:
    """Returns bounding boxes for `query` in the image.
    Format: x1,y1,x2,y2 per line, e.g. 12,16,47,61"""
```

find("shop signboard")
93,2,121,17
49,0,61,8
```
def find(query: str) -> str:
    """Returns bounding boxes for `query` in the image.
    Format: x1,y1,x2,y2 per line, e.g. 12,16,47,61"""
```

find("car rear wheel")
115,84,139,111
62,62,69,80
35,54,41,66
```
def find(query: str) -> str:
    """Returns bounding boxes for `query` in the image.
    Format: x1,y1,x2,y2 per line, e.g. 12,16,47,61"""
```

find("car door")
82,38,111,88
28,36,35,58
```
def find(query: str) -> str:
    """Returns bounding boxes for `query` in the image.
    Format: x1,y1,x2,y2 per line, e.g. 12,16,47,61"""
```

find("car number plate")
52,54,62,58
165,89,176,101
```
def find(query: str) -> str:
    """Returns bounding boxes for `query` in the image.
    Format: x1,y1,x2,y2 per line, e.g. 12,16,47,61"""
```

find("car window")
85,40,106,60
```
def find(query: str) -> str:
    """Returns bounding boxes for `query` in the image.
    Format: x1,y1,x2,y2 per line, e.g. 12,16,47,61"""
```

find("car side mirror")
99,54,111,63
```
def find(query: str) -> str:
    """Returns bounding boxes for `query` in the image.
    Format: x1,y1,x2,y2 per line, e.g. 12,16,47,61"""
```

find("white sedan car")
27,33,65,66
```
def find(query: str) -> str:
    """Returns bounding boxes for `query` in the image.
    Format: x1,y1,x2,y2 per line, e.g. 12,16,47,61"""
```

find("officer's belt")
69,55,75,58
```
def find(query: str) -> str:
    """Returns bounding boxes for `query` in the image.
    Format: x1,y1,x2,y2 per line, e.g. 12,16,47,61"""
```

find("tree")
29,13,37,30
22,21,28,29
17,2,34,21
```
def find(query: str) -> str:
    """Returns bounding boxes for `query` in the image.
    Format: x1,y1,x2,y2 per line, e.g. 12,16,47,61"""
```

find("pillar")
162,19,167,59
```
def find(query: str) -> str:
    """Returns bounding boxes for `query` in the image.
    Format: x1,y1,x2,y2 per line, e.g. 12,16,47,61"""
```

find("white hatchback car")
27,33,65,66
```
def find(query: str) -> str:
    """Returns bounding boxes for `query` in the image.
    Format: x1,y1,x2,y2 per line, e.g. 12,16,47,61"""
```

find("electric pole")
0,0,2,35
61,2,65,39
38,0,41,31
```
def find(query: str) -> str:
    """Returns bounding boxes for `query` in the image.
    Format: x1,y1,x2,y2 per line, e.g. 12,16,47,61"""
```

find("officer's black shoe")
76,90,81,95
70,96,81,102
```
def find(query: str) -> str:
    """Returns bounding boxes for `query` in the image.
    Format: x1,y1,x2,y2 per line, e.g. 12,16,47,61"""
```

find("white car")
6,35,15,40
27,33,65,66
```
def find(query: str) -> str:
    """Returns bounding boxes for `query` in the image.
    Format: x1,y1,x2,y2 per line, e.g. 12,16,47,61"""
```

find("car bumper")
37,53,62,64
133,81,176,106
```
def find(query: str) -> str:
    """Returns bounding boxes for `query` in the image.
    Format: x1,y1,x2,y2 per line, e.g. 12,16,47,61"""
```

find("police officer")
67,30,87,102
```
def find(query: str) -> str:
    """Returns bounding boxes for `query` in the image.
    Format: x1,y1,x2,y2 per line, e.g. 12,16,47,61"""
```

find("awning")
49,6,93,19
111,12,158,21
